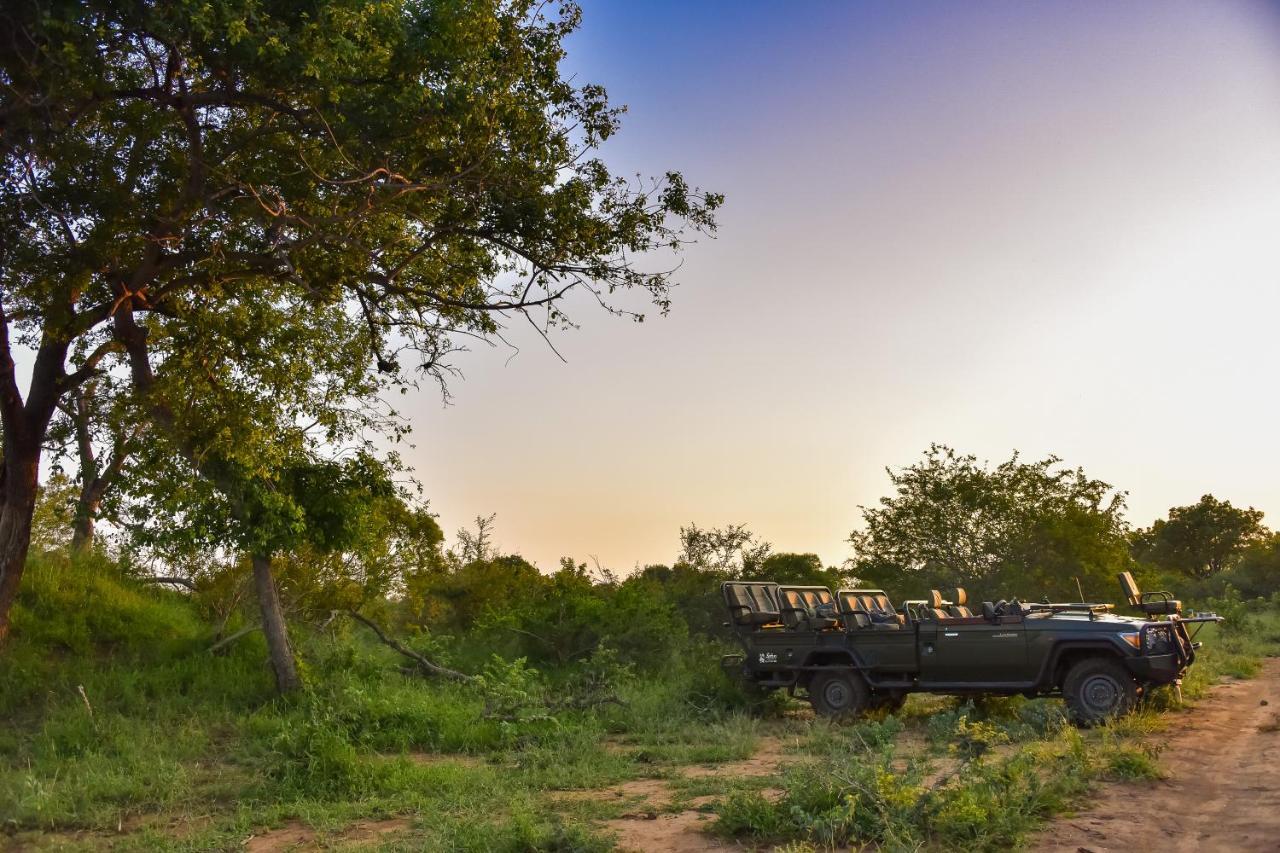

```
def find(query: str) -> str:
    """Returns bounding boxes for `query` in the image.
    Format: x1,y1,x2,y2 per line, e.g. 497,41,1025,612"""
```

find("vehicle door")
919,616,1029,685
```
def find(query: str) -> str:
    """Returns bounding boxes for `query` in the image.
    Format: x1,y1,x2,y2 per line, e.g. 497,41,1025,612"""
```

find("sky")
406,0,1280,572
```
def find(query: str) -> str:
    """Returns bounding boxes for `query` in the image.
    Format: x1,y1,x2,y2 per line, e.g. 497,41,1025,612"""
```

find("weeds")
4,557,1279,850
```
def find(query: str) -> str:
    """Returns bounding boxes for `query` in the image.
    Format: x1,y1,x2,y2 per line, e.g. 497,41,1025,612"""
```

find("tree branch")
142,576,198,591
344,609,472,681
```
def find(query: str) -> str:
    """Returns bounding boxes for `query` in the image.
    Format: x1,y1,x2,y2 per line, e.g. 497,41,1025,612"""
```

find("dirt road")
1031,657,1280,853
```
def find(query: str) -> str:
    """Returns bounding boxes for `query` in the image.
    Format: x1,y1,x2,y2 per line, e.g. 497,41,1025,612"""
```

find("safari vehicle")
720,572,1222,725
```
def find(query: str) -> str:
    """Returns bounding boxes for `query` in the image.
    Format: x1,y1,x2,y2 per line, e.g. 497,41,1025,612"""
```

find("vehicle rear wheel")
809,671,870,719
1063,658,1138,727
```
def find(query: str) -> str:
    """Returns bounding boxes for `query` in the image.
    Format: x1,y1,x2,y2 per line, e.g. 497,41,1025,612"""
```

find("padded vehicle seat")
723,582,781,627
1118,571,1182,616
837,590,904,629
948,587,974,618
860,593,904,627
780,588,840,630
925,589,951,620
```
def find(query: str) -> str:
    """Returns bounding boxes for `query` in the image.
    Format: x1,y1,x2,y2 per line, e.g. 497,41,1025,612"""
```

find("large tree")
1132,494,1267,581
848,445,1132,601
0,0,721,640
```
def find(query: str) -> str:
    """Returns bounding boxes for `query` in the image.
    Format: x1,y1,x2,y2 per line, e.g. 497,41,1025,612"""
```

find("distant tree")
747,552,850,589
848,445,1131,601
130,444,403,692
0,0,721,641
27,472,78,554
1132,495,1268,581
456,514,499,564
47,378,140,552
678,523,772,577
1226,533,1280,598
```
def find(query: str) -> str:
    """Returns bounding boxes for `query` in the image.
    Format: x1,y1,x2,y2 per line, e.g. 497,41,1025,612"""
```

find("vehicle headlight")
1119,632,1141,649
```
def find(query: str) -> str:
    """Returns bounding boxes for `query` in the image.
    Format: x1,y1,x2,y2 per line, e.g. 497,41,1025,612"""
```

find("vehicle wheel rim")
823,679,851,709
1081,674,1122,714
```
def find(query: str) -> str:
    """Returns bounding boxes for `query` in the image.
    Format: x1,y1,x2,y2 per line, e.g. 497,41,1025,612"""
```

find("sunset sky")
406,0,1280,572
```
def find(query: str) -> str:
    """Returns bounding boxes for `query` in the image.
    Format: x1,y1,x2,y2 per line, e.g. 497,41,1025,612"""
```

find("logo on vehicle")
993,632,1018,638
758,652,778,663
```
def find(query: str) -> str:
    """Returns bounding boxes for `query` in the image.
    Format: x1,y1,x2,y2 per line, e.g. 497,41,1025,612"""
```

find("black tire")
1063,658,1138,727
809,671,870,719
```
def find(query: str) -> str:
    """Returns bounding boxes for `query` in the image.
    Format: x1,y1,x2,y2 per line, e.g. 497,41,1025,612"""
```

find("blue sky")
404,1,1280,570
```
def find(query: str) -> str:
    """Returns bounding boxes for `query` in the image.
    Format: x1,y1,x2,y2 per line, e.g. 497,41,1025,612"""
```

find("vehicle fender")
1038,640,1134,688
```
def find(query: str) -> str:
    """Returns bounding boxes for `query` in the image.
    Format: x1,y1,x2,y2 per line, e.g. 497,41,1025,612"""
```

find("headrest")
953,587,967,606
929,589,943,608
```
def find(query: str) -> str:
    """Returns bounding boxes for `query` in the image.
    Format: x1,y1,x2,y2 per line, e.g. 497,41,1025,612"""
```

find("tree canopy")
0,0,721,642
848,445,1131,601
1132,494,1268,581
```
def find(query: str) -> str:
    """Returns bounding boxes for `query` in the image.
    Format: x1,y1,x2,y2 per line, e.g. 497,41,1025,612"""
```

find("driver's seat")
1118,571,1181,616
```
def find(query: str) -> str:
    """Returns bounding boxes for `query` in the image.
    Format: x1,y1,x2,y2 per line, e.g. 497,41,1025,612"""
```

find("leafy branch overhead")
0,0,721,645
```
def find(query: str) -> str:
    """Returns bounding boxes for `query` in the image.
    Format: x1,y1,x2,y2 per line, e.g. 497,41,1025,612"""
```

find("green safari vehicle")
721,572,1221,725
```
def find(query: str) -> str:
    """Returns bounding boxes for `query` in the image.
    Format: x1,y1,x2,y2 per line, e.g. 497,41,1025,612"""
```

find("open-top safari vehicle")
720,572,1222,725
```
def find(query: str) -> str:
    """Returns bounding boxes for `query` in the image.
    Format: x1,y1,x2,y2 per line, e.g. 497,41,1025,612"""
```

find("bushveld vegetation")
4,2,1279,850
2,474,1278,850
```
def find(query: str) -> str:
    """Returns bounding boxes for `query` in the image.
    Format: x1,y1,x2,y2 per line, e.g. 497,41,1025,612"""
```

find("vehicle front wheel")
1063,658,1138,727
809,671,870,720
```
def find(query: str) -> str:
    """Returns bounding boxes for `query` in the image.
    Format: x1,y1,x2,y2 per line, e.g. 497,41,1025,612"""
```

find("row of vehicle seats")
724,582,783,627
724,582,907,632
724,583,1011,631
839,590,905,628
779,587,841,630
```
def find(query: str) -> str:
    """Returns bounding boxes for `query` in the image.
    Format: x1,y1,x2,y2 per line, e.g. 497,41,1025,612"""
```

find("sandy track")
1031,657,1280,853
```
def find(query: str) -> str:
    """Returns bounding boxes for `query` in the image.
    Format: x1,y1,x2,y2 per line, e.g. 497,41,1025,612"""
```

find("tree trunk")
70,483,102,553
252,553,300,693
0,446,40,643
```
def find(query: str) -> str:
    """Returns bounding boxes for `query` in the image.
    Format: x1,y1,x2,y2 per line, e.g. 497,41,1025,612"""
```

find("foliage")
1132,494,1268,581
848,444,1132,601
1226,533,1280,598
27,473,80,554
678,523,772,575
4,527,1280,850
0,0,721,649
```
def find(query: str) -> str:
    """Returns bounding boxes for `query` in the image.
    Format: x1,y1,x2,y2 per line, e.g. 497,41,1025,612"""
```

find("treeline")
20,441,1277,689
849,445,1278,605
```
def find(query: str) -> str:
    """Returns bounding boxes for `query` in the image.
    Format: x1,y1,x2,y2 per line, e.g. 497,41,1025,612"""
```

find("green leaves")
848,445,1132,601
1132,495,1268,581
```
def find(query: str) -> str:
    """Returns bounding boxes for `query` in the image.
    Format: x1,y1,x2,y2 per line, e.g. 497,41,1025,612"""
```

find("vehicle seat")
781,588,840,630
1117,571,1182,616
947,587,974,618
861,593,905,627
926,589,951,620
722,582,782,627
837,590,903,629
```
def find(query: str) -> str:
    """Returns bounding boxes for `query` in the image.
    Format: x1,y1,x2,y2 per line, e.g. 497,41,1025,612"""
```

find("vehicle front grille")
1144,625,1173,655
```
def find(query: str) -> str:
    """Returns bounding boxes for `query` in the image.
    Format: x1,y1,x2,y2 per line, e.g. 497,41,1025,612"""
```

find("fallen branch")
344,609,473,682
208,623,260,654
142,576,198,591
548,694,628,712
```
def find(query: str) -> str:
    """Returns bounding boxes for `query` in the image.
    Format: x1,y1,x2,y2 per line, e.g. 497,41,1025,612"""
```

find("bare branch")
344,609,472,681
